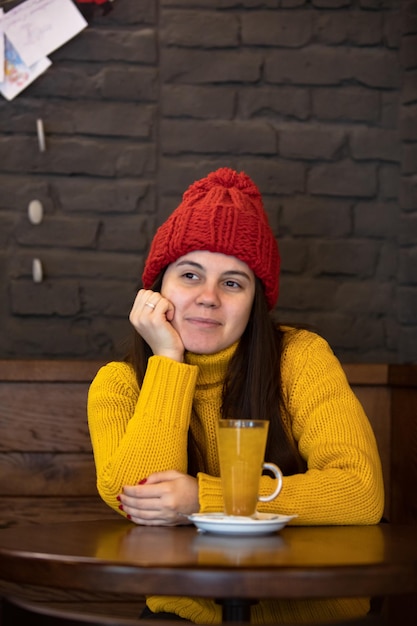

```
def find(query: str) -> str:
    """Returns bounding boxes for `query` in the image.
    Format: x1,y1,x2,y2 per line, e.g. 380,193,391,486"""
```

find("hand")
119,470,199,526
129,289,184,362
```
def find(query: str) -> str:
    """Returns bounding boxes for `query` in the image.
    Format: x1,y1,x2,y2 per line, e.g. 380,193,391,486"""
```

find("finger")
145,470,182,484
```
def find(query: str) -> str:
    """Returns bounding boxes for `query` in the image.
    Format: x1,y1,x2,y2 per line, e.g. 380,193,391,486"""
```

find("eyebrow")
175,260,252,281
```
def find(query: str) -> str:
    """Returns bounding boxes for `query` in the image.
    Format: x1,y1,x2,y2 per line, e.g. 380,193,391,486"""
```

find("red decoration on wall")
74,0,114,22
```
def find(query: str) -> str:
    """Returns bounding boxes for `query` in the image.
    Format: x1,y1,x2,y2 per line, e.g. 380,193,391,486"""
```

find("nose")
196,282,220,308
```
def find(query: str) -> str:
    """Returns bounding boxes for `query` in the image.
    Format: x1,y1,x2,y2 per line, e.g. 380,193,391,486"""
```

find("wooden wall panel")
0,359,415,621
352,386,391,521
0,453,97,496
0,497,116,528
0,383,91,452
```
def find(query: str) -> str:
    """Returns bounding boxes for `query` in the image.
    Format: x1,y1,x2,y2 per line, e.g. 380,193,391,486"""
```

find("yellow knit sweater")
87,327,384,624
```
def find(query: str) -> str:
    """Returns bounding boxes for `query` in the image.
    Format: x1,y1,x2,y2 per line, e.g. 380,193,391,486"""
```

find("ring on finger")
145,301,156,310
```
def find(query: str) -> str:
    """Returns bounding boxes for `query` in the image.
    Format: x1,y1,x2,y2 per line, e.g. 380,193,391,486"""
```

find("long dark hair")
125,273,305,476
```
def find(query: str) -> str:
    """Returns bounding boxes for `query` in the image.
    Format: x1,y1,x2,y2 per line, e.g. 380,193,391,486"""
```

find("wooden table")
0,520,416,623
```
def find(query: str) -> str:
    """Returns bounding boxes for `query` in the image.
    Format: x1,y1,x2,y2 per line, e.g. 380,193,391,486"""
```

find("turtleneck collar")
185,342,238,387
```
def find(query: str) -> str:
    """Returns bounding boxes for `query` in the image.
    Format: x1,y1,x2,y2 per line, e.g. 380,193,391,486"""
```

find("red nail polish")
138,478,147,485
118,504,124,511
127,514,132,520
116,495,121,502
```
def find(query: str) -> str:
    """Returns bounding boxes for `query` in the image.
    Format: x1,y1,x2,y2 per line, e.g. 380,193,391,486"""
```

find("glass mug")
216,419,283,517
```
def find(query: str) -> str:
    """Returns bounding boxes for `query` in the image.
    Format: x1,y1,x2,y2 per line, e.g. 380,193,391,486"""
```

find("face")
161,250,256,355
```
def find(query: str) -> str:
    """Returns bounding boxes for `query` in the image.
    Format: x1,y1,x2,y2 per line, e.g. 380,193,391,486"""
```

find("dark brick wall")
0,0,416,363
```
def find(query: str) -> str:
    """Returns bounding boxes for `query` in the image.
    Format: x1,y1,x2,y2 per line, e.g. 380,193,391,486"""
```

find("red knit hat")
142,167,280,309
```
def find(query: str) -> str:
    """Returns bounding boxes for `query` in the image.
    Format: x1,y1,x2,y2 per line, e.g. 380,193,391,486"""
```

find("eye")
182,271,199,281
224,279,242,289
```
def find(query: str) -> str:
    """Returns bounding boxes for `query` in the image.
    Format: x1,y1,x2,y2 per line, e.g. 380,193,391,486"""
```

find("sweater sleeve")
199,330,384,525
87,357,198,515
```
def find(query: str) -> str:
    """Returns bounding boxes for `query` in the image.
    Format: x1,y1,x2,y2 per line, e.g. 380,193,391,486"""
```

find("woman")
87,167,384,624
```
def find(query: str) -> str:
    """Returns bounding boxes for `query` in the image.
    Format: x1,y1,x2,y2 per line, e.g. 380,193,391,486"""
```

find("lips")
186,317,222,327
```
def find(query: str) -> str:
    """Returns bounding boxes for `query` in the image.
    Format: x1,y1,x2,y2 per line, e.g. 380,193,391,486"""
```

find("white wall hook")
32,258,43,283
28,199,44,225
36,118,46,152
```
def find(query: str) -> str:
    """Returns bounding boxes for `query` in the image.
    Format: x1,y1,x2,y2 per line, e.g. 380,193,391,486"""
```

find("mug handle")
258,462,283,503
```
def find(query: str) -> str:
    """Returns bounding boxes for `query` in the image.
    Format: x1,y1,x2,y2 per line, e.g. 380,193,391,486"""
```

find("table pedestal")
216,599,256,622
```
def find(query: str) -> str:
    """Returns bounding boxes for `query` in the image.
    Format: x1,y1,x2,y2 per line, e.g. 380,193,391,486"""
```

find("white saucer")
188,512,297,536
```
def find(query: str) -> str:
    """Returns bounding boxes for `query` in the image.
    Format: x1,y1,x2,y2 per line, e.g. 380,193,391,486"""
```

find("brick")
281,196,351,236
383,10,402,48
158,158,231,196
279,123,346,160
161,120,277,154
314,12,383,45
0,176,53,212
350,127,401,162
334,281,393,314
313,13,351,45
99,215,156,252
101,0,156,24
398,247,417,284
312,87,380,123
239,86,310,120
58,103,155,138
161,49,262,83
81,281,137,317
308,161,377,197
402,69,417,105
399,175,417,211
399,104,417,140
379,164,400,200
359,0,395,9
277,276,334,311
401,34,417,70
402,143,417,175
354,201,398,237
16,218,99,248
311,240,379,278
328,315,386,352
1,317,129,357
11,251,144,282
54,28,157,63
377,242,397,281
381,92,400,129
399,213,417,246
237,158,306,194
269,47,398,89
278,239,309,273
397,287,417,330
30,65,158,101
10,281,80,316
162,86,235,119
161,11,239,46
0,137,155,177
399,327,417,362
6,137,155,177
0,100,155,138
241,11,312,46
312,1,351,7
54,179,155,214
265,47,348,85
0,214,18,245
346,47,401,89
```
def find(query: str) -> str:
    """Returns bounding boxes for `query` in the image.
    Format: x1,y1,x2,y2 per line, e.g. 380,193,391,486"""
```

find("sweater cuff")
198,472,224,513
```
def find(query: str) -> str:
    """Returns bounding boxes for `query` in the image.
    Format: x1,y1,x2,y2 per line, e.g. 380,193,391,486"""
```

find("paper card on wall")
0,9,4,83
1,0,87,68
0,35,51,101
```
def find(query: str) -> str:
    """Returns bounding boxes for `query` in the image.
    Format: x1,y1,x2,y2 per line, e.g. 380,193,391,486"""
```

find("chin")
184,342,223,355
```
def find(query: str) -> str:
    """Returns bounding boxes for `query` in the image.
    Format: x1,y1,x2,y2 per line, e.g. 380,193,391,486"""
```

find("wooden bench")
0,359,416,620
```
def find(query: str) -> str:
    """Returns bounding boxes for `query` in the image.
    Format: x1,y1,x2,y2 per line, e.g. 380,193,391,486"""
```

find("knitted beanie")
142,167,280,309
